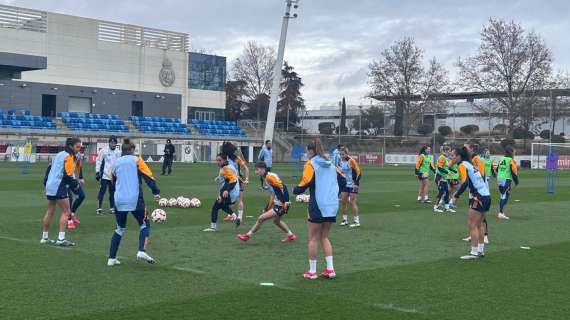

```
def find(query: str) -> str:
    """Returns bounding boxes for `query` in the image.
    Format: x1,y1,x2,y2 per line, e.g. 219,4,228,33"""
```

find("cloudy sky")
2,0,570,108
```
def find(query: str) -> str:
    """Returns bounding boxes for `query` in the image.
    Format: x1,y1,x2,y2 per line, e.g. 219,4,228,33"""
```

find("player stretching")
294,139,340,280
203,153,241,232
452,147,491,260
415,146,433,203
41,137,82,246
496,146,519,220
67,150,85,229
433,145,455,213
96,135,120,215
338,147,362,227
107,141,160,266
238,162,296,242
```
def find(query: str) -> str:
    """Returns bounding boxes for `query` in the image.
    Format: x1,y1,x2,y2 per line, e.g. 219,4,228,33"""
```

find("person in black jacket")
162,139,175,175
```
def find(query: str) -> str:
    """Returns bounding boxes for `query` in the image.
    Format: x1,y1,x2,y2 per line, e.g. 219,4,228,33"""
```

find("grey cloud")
2,0,569,107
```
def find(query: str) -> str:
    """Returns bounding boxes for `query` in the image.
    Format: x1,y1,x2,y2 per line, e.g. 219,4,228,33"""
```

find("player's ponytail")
307,139,328,160
419,145,428,155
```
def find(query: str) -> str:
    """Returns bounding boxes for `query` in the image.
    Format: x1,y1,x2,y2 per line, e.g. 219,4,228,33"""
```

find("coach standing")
162,139,175,176
258,140,272,189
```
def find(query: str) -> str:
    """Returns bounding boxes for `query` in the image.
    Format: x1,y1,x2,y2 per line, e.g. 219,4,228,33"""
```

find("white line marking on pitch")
172,266,205,274
374,303,419,314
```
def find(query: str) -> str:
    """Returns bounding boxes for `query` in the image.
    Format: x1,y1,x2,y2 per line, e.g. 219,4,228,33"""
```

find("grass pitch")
1,162,569,319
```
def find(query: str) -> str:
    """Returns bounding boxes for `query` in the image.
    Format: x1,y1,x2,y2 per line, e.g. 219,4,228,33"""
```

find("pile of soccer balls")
158,196,201,208
151,209,167,223
295,194,310,203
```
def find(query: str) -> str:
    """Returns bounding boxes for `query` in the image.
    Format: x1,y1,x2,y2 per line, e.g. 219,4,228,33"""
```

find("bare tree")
369,38,451,136
232,41,276,102
457,18,552,132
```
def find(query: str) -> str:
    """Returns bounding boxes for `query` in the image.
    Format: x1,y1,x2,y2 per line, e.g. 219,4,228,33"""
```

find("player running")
496,146,519,220
107,140,160,266
203,153,241,232
294,139,340,280
95,135,121,215
433,145,456,213
67,149,85,229
338,147,362,227
415,146,433,203
41,137,82,246
451,147,491,260
238,162,296,242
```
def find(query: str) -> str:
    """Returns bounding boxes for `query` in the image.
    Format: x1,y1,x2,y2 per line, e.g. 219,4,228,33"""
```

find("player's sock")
210,222,217,229
423,195,429,201
109,229,123,259
42,231,49,239
287,230,293,236
354,216,360,224
238,210,243,220
138,222,149,251
325,256,334,270
417,196,422,201
342,214,348,221
477,243,485,253
58,232,65,241
470,246,478,255
309,259,317,273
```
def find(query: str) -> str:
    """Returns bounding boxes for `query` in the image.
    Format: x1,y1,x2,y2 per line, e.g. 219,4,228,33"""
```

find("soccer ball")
296,194,310,203
158,198,169,207
177,196,187,207
151,209,167,223
181,198,191,208
168,198,178,207
189,198,201,208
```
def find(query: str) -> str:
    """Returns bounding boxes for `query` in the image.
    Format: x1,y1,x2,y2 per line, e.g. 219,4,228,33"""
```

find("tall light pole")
264,0,300,143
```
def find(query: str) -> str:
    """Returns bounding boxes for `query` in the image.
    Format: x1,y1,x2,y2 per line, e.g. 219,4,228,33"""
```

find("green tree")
224,79,247,121
352,106,385,135
277,62,305,130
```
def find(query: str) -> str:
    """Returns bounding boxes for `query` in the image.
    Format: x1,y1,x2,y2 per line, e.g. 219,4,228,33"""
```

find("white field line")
374,303,419,314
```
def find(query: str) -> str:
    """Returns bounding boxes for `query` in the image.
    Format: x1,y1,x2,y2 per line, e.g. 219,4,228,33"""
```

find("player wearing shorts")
203,153,241,232
496,146,519,220
462,143,490,244
234,149,249,225
41,137,82,246
66,150,85,229
447,160,460,209
294,139,340,280
452,147,492,260
433,145,456,213
107,140,160,266
415,146,433,203
338,147,362,227
238,162,296,242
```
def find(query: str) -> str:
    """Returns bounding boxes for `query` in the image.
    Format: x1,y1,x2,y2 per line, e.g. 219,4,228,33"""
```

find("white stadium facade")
0,4,261,163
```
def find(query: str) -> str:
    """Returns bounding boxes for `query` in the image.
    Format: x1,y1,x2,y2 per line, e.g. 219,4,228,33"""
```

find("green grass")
1,162,569,319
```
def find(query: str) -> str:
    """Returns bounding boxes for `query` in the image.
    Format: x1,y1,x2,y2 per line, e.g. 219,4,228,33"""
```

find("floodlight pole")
264,0,298,143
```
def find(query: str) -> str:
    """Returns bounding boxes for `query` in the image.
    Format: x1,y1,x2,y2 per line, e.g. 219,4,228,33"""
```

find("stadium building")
0,4,261,162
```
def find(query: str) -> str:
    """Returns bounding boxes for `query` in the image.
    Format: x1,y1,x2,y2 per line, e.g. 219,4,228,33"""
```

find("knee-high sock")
109,228,124,259
71,189,85,213
139,222,150,252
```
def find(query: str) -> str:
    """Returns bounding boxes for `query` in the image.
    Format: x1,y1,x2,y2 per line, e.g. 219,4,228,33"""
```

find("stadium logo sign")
159,57,175,87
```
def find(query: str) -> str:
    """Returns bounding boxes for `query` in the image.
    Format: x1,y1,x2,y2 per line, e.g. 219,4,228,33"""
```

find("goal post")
530,142,570,169
530,142,570,194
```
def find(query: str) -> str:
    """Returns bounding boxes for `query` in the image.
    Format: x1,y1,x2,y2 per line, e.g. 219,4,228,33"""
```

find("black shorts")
417,173,429,181
273,204,288,216
448,179,460,186
47,194,68,201
308,216,337,223
340,186,358,194
469,196,491,213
